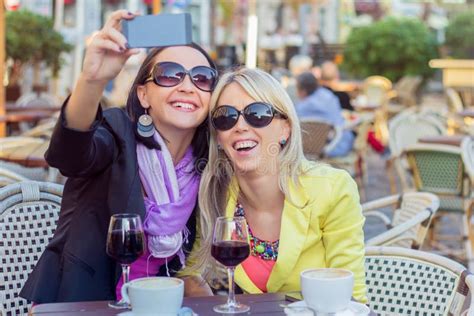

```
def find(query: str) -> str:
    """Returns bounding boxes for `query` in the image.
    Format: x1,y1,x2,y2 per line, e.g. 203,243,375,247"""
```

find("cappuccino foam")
303,269,352,279
133,278,181,289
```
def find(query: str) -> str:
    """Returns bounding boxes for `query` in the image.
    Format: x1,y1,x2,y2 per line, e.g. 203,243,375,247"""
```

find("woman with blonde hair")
190,67,367,303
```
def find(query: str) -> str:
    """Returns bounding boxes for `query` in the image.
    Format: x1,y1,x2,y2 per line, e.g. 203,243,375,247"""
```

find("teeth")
173,102,195,110
234,140,257,150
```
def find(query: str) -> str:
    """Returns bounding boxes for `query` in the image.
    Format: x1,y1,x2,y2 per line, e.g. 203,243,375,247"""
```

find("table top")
0,111,53,123
32,293,288,316
418,135,467,147
6,103,61,112
458,108,474,118
0,139,49,167
31,293,376,316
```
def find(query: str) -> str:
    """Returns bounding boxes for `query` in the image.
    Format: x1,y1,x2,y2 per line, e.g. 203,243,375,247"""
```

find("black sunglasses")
145,61,218,92
211,102,287,131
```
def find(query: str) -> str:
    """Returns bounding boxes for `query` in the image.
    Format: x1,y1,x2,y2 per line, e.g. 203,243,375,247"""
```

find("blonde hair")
186,67,307,280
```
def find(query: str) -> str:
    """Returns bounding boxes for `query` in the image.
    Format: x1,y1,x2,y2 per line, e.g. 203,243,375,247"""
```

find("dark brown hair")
126,43,217,172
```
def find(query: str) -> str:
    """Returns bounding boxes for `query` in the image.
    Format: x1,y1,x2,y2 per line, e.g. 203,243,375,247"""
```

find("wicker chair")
20,120,56,138
446,88,465,113
0,137,44,151
362,192,439,249
0,181,63,316
365,246,473,316
325,119,372,200
0,168,29,188
391,76,422,106
405,138,474,270
387,109,447,193
0,161,47,183
300,118,342,160
362,75,393,108
361,76,393,147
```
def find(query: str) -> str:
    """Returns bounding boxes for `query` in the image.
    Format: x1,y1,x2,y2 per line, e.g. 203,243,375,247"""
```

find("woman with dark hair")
20,10,217,303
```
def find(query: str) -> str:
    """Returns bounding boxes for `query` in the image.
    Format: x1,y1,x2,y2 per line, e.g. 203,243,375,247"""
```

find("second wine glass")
106,213,145,309
211,216,250,314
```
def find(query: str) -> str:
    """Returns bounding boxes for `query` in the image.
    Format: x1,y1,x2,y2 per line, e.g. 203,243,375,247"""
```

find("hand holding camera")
81,10,140,85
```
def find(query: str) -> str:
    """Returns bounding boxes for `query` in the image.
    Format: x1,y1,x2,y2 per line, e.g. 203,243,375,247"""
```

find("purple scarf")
136,131,200,267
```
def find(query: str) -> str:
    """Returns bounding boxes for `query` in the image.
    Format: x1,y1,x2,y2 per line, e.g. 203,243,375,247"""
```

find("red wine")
106,229,145,264
211,240,250,267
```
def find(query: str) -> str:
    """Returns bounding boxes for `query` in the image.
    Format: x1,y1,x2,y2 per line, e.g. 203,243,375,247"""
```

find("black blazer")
20,104,197,303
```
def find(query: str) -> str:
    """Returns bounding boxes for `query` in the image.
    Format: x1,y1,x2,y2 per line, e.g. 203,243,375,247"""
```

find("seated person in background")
319,61,354,111
295,72,354,157
285,54,313,103
186,67,367,303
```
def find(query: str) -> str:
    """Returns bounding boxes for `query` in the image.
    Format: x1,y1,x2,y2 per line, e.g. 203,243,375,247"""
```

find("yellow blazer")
225,161,367,303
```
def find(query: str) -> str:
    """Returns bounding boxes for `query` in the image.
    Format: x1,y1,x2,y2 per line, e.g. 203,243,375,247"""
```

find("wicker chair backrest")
0,181,62,316
392,193,438,249
393,192,436,227
389,110,446,158
300,119,333,159
407,148,464,195
365,246,471,316
363,76,392,107
0,169,29,188
446,88,464,113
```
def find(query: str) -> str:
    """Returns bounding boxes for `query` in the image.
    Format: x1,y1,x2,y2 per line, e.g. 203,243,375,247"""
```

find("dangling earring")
217,143,222,150
137,109,154,138
279,139,287,146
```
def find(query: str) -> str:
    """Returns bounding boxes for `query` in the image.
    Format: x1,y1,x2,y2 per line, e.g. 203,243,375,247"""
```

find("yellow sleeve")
321,170,367,303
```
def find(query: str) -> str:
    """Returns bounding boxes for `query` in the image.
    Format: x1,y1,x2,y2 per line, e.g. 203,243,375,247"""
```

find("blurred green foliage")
445,11,474,59
342,17,438,82
6,9,72,79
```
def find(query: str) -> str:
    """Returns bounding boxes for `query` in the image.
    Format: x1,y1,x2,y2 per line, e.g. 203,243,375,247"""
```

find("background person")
295,72,354,157
188,68,367,303
285,54,313,103
319,61,354,111
20,10,216,303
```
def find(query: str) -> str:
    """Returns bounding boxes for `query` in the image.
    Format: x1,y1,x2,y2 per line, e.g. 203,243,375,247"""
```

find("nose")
177,73,195,93
234,112,249,132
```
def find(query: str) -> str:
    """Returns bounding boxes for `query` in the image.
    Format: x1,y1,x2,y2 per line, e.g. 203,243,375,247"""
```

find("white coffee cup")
300,268,354,314
121,277,184,316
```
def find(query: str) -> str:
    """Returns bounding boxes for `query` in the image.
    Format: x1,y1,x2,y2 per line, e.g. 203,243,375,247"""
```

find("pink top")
115,244,174,300
241,255,276,292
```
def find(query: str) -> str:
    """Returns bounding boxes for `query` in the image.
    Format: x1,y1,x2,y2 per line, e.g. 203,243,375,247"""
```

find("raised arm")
65,10,139,130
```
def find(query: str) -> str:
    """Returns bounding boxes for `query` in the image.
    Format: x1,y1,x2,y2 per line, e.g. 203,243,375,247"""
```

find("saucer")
286,301,370,316
118,312,176,316
118,307,196,316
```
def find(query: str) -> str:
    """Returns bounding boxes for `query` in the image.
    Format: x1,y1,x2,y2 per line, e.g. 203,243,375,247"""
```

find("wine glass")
211,216,250,314
106,214,145,309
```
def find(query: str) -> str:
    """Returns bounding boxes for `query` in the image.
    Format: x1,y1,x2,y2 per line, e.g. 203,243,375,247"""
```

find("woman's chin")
233,160,270,176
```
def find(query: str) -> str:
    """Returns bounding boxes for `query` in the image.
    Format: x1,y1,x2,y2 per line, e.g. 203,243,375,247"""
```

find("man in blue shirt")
295,72,354,157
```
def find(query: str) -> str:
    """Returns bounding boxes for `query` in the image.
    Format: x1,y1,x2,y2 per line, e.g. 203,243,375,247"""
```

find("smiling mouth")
233,140,258,152
171,101,196,111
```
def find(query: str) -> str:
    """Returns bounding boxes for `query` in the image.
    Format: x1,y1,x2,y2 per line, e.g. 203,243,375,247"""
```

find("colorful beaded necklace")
234,203,279,261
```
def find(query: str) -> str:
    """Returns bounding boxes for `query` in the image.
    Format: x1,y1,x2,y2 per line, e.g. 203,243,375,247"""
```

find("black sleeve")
335,91,354,111
45,98,117,178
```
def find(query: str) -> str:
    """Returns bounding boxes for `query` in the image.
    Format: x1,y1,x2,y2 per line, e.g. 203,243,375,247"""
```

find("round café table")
0,138,49,168
31,293,377,316
458,108,474,119
418,135,467,147
0,111,52,124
